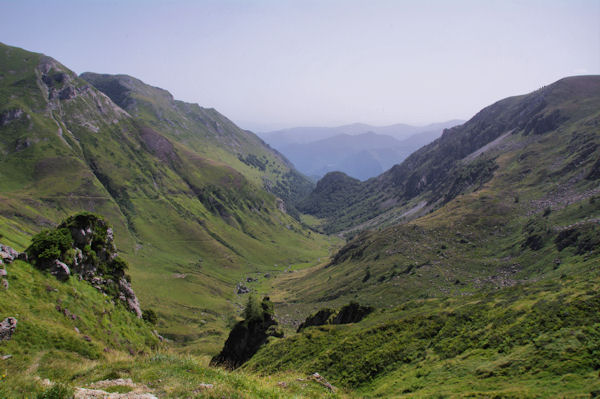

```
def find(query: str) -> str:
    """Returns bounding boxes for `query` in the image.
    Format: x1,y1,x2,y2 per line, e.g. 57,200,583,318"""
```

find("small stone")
277,381,287,388
45,284,57,292
74,327,80,334
1,354,12,360
197,383,213,389
83,335,91,342
1,279,7,289
0,269,6,277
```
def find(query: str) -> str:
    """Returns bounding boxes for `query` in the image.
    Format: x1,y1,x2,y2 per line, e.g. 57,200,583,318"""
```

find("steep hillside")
0,223,339,399
80,72,313,212
301,76,600,234
0,42,331,354
243,76,600,396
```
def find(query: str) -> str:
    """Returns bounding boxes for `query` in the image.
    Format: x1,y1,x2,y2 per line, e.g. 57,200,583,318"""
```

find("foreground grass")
247,274,600,398
1,349,345,398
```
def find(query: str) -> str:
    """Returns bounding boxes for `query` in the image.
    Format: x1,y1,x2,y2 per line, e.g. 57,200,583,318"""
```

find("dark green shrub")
142,309,158,325
362,267,371,282
26,228,73,263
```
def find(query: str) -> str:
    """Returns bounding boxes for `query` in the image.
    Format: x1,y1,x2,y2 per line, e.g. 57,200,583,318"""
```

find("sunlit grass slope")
0,42,331,354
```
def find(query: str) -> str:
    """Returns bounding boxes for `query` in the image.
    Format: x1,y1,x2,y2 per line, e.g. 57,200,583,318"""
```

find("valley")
0,41,599,398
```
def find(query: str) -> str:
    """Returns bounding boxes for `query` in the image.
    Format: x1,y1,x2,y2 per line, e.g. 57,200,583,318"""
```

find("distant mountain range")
259,120,464,180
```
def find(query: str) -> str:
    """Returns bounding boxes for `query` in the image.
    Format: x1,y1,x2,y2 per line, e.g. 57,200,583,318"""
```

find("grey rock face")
236,283,250,294
0,108,24,126
118,277,142,318
50,260,71,281
0,317,17,341
0,244,19,263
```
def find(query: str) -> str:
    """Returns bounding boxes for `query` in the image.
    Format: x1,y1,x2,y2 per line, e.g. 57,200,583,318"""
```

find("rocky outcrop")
297,302,373,332
236,283,250,294
26,213,142,317
0,108,24,126
0,317,17,341
332,302,374,324
0,244,20,263
211,297,283,369
297,308,336,332
50,260,70,281
0,243,26,289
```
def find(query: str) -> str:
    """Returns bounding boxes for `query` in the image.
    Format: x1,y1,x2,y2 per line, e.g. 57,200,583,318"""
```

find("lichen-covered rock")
50,260,70,281
118,277,142,318
0,317,17,341
26,213,142,317
0,244,19,263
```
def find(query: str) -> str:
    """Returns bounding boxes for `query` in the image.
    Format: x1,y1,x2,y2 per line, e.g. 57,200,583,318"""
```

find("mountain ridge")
299,75,600,233
261,120,463,180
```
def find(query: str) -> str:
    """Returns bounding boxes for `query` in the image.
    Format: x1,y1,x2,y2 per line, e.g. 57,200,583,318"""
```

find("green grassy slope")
79,72,314,215
0,258,160,397
0,246,342,398
262,76,600,318
247,275,600,397
243,77,600,396
0,42,331,354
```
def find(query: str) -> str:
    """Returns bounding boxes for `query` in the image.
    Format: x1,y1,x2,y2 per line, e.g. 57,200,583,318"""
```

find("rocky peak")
25,213,142,317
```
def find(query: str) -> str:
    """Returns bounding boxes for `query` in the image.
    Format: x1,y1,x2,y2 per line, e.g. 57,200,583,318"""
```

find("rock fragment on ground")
309,372,336,392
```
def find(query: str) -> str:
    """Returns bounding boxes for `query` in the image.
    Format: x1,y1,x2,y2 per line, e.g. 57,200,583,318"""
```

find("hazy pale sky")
1,0,599,131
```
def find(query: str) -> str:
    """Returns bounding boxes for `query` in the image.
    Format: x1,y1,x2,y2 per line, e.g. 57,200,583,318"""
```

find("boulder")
236,283,250,294
50,260,71,281
0,244,19,262
0,317,17,341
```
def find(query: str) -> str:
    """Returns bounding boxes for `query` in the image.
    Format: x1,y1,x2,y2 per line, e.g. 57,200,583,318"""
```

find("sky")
1,0,599,131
